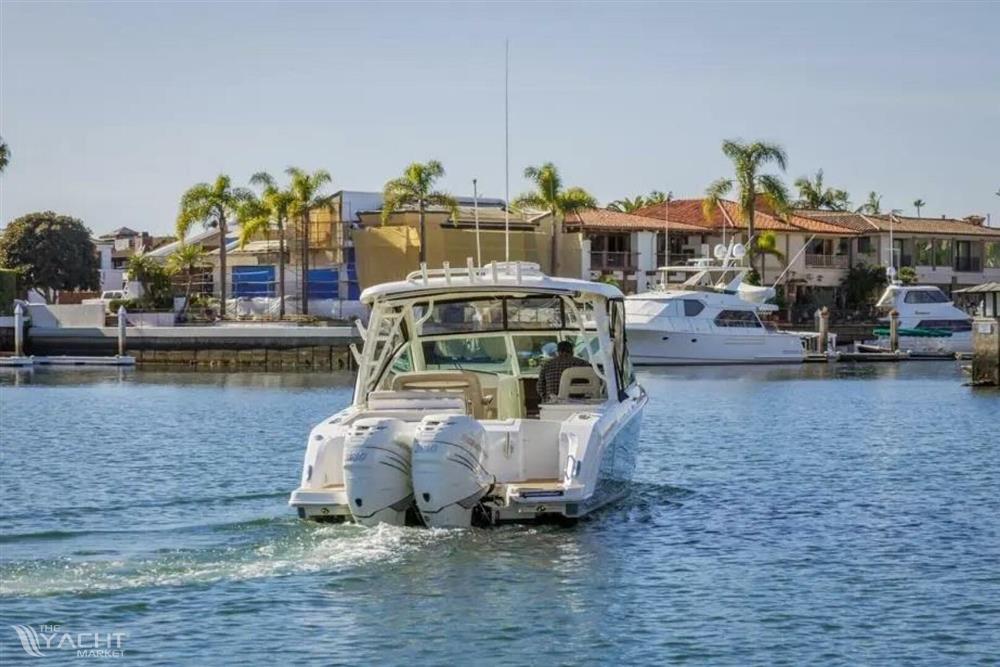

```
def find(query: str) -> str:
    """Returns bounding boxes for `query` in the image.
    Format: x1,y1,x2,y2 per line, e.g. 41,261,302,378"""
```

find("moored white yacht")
289,261,646,527
872,281,973,355
625,245,805,365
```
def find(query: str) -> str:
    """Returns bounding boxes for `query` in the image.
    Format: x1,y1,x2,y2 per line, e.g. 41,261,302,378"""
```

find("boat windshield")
412,296,569,335
904,289,949,304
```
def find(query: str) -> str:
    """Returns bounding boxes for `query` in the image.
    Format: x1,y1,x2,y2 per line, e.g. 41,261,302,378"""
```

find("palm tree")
0,136,9,173
176,175,253,314
794,170,850,210
646,190,671,205
703,140,790,275
241,172,294,318
513,162,597,273
913,198,926,217
166,243,207,316
381,160,457,266
286,167,334,315
856,191,882,215
607,196,647,213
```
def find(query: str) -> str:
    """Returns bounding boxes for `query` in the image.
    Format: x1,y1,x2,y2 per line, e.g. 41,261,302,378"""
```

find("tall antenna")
473,178,482,266
504,39,510,262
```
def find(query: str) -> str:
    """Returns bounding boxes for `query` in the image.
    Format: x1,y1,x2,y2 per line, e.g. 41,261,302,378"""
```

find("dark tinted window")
916,319,972,332
904,290,948,304
683,300,705,317
714,309,761,328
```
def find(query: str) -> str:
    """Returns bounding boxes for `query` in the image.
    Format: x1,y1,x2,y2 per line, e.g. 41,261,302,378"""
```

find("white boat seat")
557,367,602,400
390,371,489,419
368,390,466,414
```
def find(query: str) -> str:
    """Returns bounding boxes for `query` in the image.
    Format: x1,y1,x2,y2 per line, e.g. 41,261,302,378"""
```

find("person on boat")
537,340,588,402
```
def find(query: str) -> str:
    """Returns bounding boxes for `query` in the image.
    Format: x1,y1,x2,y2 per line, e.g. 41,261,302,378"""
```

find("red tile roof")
564,207,706,233
633,199,855,235
795,210,1000,237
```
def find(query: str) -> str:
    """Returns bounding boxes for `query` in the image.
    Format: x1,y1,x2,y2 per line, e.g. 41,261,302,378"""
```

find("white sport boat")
625,248,804,366
289,261,647,527
872,283,973,355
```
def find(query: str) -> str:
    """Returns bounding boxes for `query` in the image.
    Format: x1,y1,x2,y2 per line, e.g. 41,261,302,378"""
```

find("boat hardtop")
361,261,623,304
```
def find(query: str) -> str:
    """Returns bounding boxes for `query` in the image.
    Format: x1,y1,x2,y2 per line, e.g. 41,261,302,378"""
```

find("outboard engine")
343,418,413,526
412,414,493,528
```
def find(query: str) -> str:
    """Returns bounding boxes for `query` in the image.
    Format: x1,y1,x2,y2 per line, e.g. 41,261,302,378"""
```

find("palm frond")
559,187,598,213
703,178,733,222
756,174,791,216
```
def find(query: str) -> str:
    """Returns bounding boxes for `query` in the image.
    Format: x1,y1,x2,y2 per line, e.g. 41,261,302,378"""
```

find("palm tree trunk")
219,213,227,320
418,199,426,265
278,216,286,319
183,274,193,317
301,211,310,315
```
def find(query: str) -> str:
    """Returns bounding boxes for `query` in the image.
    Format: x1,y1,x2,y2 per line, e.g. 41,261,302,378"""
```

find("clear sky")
1,1,998,237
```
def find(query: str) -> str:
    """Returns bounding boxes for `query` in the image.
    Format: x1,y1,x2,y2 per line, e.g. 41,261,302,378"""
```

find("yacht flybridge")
289,261,646,527
625,245,805,365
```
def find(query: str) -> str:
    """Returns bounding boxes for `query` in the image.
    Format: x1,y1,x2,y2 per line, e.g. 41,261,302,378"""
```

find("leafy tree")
165,243,208,316
241,172,295,317
913,198,926,217
287,167,334,315
0,211,99,302
126,253,172,308
898,266,917,285
856,191,882,214
514,162,597,273
703,140,791,275
176,175,253,312
0,136,9,173
793,169,850,210
381,160,457,266
840,263,888,308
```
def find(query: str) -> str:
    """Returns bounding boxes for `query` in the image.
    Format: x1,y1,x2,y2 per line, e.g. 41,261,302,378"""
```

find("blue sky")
2,1,998,236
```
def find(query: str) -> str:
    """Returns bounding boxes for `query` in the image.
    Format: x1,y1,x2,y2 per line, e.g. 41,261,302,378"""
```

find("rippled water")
1,364,998,664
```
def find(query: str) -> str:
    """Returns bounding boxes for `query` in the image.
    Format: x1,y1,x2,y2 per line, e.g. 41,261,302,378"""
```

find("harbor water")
1,365,998,664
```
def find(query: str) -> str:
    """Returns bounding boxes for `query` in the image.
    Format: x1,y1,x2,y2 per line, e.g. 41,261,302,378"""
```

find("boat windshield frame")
354,288,631,405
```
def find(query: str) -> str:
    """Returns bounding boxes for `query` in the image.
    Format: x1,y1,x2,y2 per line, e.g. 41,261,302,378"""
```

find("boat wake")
0,519,459,598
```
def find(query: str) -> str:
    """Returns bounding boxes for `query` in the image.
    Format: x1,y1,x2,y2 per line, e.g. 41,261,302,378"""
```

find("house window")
682,299,705,317
986,242,1000,269
857,237,873,255
934,239,952,267
892,239,912,267
714,309,762,328
954,240,981,272
915,239,933,266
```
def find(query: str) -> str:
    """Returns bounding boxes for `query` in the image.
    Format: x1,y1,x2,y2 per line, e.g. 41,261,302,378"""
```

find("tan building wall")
353,210,582,289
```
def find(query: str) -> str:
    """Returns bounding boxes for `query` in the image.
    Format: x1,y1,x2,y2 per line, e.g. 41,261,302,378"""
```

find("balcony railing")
591,250,639,271
805,253,849,269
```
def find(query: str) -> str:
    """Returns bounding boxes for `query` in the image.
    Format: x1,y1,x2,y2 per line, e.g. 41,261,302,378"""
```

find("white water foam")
0,522,462,598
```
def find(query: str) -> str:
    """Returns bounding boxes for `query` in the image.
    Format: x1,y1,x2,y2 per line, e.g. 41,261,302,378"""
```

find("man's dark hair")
557,340,574,355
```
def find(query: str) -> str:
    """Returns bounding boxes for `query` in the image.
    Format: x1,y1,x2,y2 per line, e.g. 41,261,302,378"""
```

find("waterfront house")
633,199,860,308
353,199,557,289
792,211,1000,292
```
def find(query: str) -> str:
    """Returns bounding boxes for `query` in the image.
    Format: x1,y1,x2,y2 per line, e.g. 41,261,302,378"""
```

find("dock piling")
14,302,24,357
889,309,900,352
117,305,127,357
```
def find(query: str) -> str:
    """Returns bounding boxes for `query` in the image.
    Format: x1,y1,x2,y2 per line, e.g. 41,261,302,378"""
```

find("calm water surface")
1,364,998,665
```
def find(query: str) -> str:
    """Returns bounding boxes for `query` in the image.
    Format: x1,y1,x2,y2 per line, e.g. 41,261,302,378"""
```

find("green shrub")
0,268,17,315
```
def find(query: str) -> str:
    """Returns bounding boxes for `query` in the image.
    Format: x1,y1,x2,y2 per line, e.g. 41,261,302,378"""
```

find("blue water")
1,364,998,665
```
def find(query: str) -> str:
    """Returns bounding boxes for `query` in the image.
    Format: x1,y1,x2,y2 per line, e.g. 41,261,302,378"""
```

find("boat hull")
628,327,804,365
